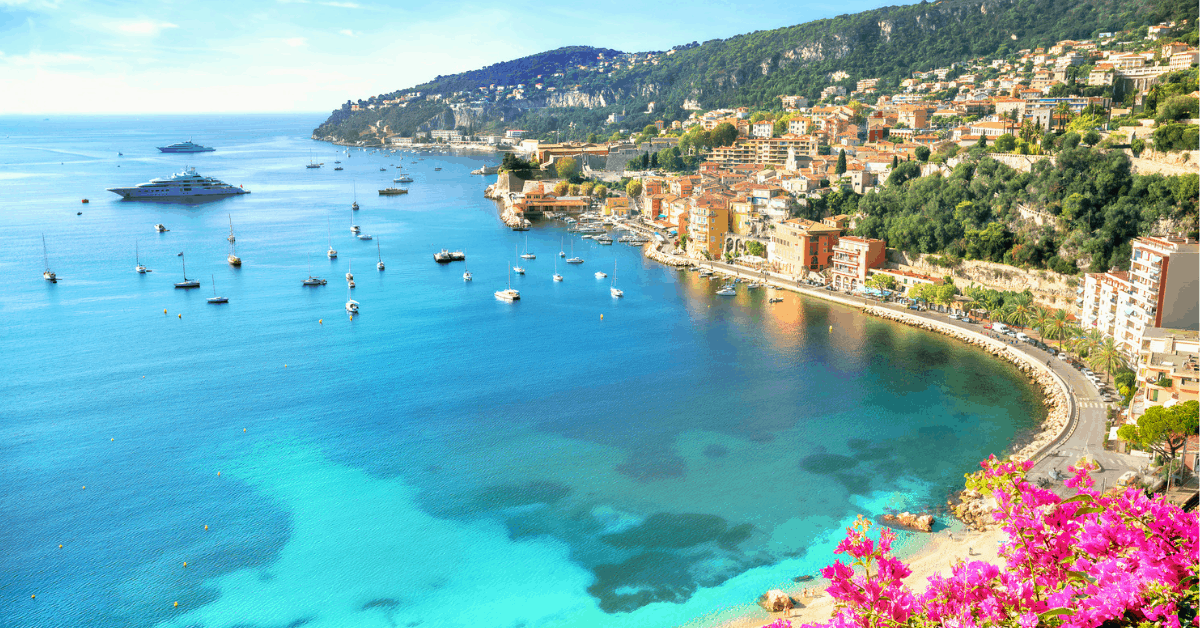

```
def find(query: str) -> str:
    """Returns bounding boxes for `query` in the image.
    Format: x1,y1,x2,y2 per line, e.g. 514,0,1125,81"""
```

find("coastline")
633,247,1073,628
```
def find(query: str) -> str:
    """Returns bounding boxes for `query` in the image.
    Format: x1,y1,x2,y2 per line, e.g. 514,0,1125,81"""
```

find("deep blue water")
0,114,1043,628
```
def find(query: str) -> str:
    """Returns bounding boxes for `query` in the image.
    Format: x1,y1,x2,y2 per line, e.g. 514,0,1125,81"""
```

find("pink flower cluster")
781,456,1199,628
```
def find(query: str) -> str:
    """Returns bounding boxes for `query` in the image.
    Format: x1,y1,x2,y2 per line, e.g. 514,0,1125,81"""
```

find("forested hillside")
315,0,1193,140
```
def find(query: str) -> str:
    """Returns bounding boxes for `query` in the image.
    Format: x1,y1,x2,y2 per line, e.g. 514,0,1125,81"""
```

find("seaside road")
688,258,1143,494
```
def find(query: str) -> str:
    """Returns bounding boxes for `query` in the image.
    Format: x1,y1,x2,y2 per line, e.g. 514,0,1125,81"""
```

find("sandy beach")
693,526,1006,628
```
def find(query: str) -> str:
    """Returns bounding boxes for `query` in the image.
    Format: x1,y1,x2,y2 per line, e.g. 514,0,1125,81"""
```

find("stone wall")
887,251,1079,311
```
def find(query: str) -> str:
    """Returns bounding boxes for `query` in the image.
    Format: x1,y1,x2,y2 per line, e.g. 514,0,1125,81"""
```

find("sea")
0,114,1044,628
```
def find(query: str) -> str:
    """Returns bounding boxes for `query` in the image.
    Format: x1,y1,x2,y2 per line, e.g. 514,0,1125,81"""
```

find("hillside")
315,0,1193,142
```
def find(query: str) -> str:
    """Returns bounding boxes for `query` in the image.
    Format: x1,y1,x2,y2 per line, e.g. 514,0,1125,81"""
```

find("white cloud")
0,51,90,67
338,29,356,36
113,19,178,36
320,1,361,7
282,37,307,47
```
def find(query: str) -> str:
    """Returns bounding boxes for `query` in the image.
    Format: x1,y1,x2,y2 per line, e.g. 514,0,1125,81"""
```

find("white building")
1080,236,1200,358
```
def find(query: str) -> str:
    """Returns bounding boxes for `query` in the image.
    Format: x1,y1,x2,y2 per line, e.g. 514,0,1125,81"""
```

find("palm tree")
1006,298,1032,330
1074,329,1104,361
1087,337,1126,383
1054,101,1071,133
1045,308,1071,350
1030,307,1051,340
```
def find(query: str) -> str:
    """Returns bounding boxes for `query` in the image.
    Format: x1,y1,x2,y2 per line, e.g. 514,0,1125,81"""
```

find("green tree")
1117,401,1200,461
914,146,930,162
626,180,643,197
710,122,738,147
553,181,570,196
594,184,608,199
580,181,595,196
1086,336,1126,382
745,241,766,257
587,133,599,143
555,157,579,180
1044,308,1072,349
836,149,847,175
642,124,659,137
994,134,1017,152
1082,129,1101,146
976,134,988,148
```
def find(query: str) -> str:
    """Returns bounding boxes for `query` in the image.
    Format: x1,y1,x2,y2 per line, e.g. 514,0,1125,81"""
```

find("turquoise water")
0,114,1043,628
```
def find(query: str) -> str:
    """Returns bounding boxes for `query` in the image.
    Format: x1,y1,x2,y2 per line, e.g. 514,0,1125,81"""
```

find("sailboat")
352,182,359,211
494,263,519,301
513,244,525,274
306,150,321,168
351,208,360,234
135,240,149,273
345,283,359,314
376,239,385,271
463,258,472,281
559,236,565,258
520,235,535,260
227,215,242,266
42,234,57,283
553,256,563,282
174,252,199,288
610,261,623,298
207,274,228,303
327,220,337,259
303,254,327,286
566,239,583,264
346,259,355,288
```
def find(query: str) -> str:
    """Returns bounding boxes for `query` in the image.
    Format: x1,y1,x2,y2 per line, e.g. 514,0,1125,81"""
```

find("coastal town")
465,24,1200,495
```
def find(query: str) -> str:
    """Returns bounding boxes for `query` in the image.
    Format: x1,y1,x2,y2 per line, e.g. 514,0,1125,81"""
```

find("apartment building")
686,198,730,259
1080,236,1199,357
830,236,887,291
1131,327,1200,471
769,219,842,275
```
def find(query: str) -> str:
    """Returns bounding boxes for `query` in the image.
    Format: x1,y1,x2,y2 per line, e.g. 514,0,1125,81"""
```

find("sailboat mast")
181,252,187,280
42,234,49,270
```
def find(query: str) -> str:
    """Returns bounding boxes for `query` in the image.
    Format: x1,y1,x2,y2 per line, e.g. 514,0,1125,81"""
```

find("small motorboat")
155,223,168,233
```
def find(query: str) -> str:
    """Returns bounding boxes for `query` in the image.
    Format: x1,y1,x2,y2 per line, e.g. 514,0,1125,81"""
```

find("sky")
0,0,918,115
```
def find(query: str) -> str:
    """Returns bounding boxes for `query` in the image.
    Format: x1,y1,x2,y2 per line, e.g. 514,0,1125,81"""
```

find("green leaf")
1060,494,1094,505
1041,608,1074,617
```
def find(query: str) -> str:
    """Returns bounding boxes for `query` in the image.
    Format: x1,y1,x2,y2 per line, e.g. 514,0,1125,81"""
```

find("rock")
793,574,814,583
880,511,935,533
757,589,794,613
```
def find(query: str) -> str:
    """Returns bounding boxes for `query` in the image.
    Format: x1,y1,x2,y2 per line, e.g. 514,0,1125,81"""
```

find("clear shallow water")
0,114,1043,628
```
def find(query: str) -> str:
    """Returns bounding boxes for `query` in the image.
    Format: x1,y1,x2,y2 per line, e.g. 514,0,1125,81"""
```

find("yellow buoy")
217,471,221,476
164,309,168,314
174,602,178,608
111,438,114,441
319,319,323,324
178,314,182,319
182,562,187,568
829,325,833,332
58,544,63,548
204,525,208,530
31,595,35,599
284,364,287,368
81,486,86,490
600,314,604,320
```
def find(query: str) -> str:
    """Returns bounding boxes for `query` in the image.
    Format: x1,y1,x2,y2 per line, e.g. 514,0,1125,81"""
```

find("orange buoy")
82,199,89,203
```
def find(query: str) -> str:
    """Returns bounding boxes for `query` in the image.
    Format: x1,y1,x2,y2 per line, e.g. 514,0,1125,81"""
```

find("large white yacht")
107,168,249,199
157,140,215,153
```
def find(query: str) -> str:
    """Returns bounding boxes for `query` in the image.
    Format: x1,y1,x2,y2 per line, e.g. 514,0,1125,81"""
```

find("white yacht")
227,215,241,266
346,285,359,314
327,220,337,259
108,168,249,199
157,140,215,153
135,240,149,273
42,234,57,283
155,223,169,233
357,234,373,241
553,257,563,282
207,275,228,304
376,239,385,271
610,262,623,298
174,252,200,288
303,255,327,285
520,235,535,259
716,286,736,296
594,270,607,279
513,245,524,274
495,265,518,301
